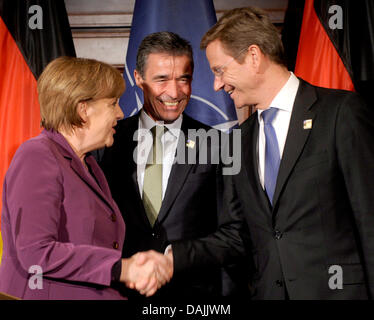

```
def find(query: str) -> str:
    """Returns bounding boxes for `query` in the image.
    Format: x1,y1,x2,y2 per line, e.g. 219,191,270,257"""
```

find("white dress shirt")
257,72,300,189
136,110,182,199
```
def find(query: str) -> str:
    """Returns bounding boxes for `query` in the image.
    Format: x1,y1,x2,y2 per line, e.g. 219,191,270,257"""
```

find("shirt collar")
269,72,299,112
258,72,300,120
139,109,183,138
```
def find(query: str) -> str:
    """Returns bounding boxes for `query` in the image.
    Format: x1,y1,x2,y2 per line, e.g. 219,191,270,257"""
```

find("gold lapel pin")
186,139,195,149
303,119,313,130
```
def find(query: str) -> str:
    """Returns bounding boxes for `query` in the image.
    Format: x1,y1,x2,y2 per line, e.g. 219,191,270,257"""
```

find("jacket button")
275,280,283,287
274,230,282,240
112,241,119,249
111,213,116,222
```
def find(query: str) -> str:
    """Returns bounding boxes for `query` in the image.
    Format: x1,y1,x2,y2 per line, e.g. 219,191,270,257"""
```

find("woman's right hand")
120,250,173,297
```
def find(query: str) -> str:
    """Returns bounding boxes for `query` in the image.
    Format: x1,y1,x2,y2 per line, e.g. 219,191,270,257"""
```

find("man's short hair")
136,31,194,78
200,7,286,66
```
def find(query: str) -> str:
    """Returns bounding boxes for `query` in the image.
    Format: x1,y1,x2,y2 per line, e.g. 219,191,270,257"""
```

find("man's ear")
77,101,89,123
134,69,144,89
246,44,262,71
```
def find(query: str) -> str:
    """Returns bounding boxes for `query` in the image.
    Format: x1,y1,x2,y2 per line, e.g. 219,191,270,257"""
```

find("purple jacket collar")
41,129,116,213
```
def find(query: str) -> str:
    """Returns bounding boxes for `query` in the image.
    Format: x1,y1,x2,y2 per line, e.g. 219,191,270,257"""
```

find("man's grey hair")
136,31,194,78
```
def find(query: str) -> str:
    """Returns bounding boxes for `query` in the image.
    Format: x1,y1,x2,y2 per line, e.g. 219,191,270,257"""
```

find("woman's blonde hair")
37,56,125,131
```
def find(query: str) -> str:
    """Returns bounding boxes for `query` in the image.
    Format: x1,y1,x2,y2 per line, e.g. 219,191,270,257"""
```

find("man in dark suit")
98,32,246,299
170,7,374,299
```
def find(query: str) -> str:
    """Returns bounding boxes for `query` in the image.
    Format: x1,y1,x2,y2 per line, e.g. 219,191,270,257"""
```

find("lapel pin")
303,119,313,130
186,139,195,149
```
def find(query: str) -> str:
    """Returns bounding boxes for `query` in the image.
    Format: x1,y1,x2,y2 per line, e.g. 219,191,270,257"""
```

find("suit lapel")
43,129,117,214
124,115,154,228
69,157,116,213
272,80,317,208
242,115,260,192
156,116,195,224
126,115,143,201
86,156,112,197
242,114,273,220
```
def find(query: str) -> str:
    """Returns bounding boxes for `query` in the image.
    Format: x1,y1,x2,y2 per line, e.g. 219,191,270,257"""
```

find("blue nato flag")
120,0,238,131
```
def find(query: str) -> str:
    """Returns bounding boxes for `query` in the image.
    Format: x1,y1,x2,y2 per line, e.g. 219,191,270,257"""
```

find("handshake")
119,249,174,297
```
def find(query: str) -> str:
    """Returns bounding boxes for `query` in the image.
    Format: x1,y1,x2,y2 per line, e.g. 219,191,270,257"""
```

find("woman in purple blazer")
0,57,171,299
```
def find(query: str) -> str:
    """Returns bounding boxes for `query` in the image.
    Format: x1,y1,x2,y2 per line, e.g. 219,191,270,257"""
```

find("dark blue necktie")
262,107,280,205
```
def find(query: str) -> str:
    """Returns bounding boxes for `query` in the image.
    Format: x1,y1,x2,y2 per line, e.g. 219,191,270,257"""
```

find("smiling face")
206,40,259,109
85,97,124,149
134,53,192,123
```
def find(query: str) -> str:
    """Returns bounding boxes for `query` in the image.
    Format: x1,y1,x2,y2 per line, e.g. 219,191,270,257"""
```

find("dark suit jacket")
99,113,234,299
173,79,374,299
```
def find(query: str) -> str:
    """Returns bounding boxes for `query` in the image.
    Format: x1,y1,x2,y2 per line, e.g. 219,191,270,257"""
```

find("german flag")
0,0,75,261
294,0,373,102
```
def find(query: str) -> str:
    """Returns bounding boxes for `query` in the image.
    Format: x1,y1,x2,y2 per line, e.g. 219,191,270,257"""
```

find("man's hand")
120,250,173,297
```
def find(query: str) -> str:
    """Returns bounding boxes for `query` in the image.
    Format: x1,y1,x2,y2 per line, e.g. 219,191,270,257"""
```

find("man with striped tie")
98,32,249,299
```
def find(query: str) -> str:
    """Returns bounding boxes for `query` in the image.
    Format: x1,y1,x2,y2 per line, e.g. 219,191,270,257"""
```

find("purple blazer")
0,130,126,300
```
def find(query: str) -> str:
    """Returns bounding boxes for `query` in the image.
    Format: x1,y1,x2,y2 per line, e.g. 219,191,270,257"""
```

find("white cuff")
164,244,172,255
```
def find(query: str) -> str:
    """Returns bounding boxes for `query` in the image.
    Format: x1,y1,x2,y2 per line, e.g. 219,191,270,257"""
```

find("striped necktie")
143,125,164,226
